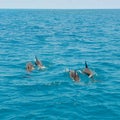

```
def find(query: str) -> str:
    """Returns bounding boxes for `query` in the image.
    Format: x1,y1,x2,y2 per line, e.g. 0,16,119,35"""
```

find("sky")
0,0,120,9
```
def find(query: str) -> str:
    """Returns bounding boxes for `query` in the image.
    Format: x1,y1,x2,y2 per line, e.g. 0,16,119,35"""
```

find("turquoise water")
0,9,120,120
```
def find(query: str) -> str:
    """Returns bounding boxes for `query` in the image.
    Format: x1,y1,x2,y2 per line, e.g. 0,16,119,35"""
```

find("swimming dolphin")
82,61,93,78
68,70,80,82
26,62,34,72
35,56,45,69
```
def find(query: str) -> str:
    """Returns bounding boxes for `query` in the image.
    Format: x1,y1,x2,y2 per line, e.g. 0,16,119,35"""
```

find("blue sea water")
0,9,120,120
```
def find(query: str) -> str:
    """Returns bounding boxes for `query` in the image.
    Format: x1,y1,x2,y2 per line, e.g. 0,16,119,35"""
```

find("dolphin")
26,62,34,72
82,61,93,78
69,70,80,82
35,56,45,69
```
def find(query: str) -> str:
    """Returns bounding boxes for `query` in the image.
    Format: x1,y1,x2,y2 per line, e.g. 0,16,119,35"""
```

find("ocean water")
0,9,120,120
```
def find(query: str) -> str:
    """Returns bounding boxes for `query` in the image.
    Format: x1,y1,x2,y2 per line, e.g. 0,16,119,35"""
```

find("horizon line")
0,8,120,10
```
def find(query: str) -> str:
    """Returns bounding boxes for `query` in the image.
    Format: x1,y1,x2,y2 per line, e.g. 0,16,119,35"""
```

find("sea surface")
0,9,120,120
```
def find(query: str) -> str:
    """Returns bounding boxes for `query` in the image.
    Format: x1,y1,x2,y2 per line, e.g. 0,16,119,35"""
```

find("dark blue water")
0,9,120,120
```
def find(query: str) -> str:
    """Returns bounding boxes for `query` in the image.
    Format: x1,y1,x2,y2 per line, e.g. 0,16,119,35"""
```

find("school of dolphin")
26,56,95,82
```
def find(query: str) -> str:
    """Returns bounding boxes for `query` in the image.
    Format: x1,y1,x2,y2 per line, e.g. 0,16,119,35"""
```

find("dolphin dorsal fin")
85,61,88,68
35,56,38,61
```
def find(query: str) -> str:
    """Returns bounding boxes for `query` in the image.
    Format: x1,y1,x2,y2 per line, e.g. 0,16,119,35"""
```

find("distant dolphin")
35,56,45,69
82,61,94,78
66,69,80,82
26,62,34,72
69,70,80,82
